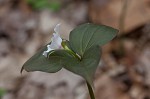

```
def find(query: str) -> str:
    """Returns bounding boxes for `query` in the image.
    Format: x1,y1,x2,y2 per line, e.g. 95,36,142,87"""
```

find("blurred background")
0,0,150,99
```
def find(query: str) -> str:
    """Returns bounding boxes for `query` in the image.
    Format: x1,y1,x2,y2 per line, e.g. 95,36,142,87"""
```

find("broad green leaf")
69,23,118,56
21,43,101,87
21,44,62,73
63,45,101,86
21,43,76,73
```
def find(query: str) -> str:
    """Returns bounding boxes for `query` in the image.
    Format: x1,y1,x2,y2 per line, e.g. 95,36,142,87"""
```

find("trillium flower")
43,23,63,57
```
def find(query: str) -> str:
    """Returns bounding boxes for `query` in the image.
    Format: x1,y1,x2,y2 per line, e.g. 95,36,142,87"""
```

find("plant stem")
86,81,95,99
119,0,128,33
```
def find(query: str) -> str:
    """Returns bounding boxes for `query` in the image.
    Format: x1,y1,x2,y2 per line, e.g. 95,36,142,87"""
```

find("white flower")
43,24,63,57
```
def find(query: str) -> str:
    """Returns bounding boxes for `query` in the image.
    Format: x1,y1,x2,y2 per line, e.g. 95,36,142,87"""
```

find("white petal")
50,32,62,49
42,44,53,57
47,45,53,52
54,23,61,34
43,23,63,57
42,51,47,57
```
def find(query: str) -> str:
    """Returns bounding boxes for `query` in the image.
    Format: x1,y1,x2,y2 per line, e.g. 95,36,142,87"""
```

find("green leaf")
21,43,101,87
63,45,101,86
48,1,61,11
0,88,6,98
21,43,76,74
69,23,118,56
27,0,61,11
21,44,62,73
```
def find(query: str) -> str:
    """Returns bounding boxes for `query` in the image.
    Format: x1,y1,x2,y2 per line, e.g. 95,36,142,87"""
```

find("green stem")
61,40,81,60
86,81,95,99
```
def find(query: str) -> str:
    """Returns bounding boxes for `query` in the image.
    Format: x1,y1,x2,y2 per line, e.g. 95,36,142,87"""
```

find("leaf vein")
83,26,99,52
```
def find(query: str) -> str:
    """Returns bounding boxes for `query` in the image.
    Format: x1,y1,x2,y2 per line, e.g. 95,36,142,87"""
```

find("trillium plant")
21,23,118,99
